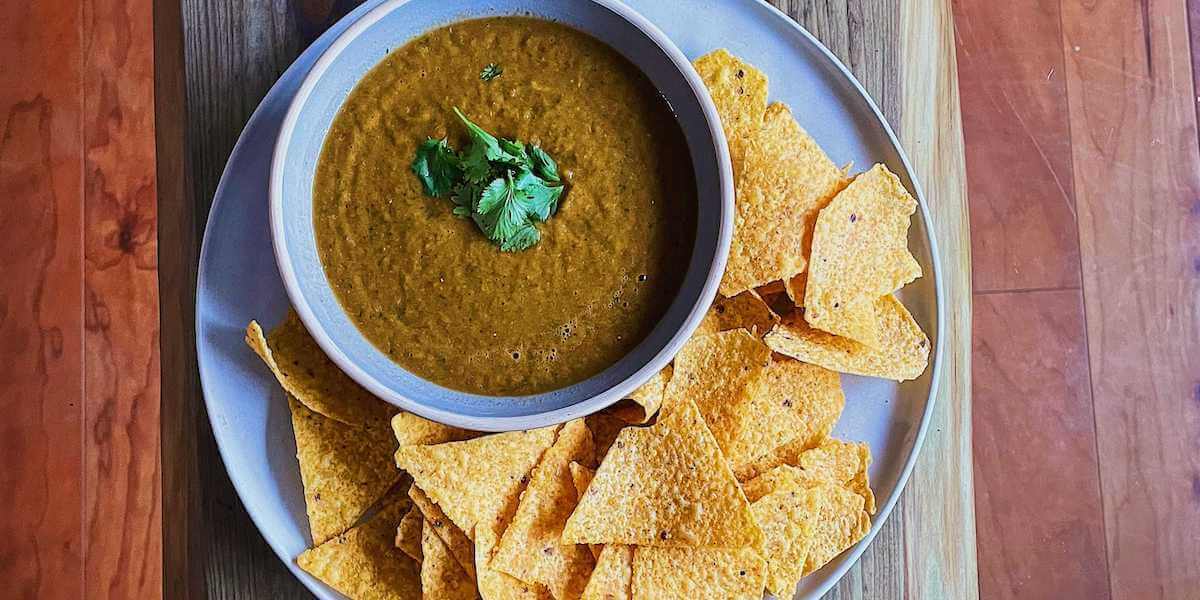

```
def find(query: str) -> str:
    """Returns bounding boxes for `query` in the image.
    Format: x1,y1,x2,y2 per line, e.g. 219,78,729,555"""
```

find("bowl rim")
268,0,735,431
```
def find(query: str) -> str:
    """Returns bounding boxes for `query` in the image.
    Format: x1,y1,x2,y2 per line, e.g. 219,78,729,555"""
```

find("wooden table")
0,0,974,597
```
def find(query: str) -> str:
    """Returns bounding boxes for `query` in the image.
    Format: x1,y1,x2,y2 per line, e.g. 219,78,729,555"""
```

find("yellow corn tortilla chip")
561,396,762,549
706,290,781,338
765,294,929,381
475,526,552,600
801,484,871,576
493,420,596,599
288,396,400,545
568,462,602,560
785,271,807,308
581,545,633,600
585,413,627,463
693,49,768,172
391,411,477,448
395,507,423,561
297,496,421,600
726,358,845,477
396,426,558,540
804,164,922,346
408,486,475,579
421,519,477,600
720,102,849,296
609,365,672,424
750,483,819,597
742,439,872,505
662,330,773,468
246,312,394,427
630,546,766,600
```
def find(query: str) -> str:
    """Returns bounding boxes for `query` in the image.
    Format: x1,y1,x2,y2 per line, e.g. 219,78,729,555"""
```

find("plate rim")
195,0,945,597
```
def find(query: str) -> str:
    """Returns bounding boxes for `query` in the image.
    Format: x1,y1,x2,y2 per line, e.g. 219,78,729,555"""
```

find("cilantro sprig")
410,109,565,252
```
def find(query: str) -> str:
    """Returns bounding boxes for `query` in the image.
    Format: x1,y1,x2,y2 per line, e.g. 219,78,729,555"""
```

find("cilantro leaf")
512,169,563,220
454,107,526,180
410,137,462,197
527,145,560,183
480,63,503,81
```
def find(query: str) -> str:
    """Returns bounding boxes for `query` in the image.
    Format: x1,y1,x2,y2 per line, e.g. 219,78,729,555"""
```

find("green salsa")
313,17,697,395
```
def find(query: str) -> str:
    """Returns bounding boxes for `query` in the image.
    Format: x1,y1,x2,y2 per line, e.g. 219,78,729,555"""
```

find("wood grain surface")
956,0,1200,598
1,0,162,598
162,0,975,598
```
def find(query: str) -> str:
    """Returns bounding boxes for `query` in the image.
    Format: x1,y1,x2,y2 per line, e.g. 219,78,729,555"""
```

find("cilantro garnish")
480,63,503,81
410,108,565,252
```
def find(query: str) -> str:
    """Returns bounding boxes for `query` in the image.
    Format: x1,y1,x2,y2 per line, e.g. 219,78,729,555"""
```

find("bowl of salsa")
270,0,733,430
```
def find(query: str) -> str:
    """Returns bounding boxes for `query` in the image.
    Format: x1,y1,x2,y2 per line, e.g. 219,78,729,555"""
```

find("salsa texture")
313,17,696,395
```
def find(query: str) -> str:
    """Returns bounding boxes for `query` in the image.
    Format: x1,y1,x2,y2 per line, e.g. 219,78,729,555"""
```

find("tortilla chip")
848,442,876,515
721,358,843,477
396,426,558,540
662,330,772,468
408,486,475,579
609,365,672,424
297,496,421,600
391,411,477,448
585,413,627,463
750,484,819,597
804,164,922,346
785,271,807,308
742,439,869,503
581,545,633,600
630,546,766,600
395,507,423,561
568,462,603,560
493,420,596,599
561,397,762,549
693,49,768,172
765,294,929,381
420,520,477,600
720,102,849,296
801,484,871,576
475,526,552,600
288,396,400,545
708,290,781,338
246,312,394,427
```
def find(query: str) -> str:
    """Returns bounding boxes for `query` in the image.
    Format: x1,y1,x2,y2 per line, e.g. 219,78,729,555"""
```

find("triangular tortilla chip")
475,526,552,599
698,290,781,339
408,486,475,579
751,484,818,597
421,519,477,600
720,102,849,296
297,496,421,600
662,330,772,469
580,545,632,600
742,439,871,503
804,163,922,346
801,484,871,576
396,426,558,540
493,420,596,599
288,396,400,545
561,397,762,549
391,411,478,448
765,294,929,381
693,49,768,173
630,546,766,600
727,358,845,478
395,507,423,561
609,365,672,424
246,312,394,427
568,462,602,560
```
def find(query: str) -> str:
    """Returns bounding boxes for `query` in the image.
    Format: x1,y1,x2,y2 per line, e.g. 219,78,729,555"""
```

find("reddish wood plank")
953,0,1082,292
1060,0,1200,597
972,290,1109,600
81,0,163,597
0,2,86,598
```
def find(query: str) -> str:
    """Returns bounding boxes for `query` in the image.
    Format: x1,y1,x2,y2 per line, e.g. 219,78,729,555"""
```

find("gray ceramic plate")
196,1,943,598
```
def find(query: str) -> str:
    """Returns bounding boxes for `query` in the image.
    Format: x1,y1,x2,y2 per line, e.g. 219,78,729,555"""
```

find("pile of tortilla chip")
241,48,929,600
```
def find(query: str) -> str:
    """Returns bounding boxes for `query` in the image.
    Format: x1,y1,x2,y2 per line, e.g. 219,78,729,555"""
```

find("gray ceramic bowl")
270,0,733,431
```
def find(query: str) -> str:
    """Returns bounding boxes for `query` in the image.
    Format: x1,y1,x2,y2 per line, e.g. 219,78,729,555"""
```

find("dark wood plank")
972,290,1109,599
81,0,163,596
953,0,1081,293
1060,0,1200,597
0,2,86,597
